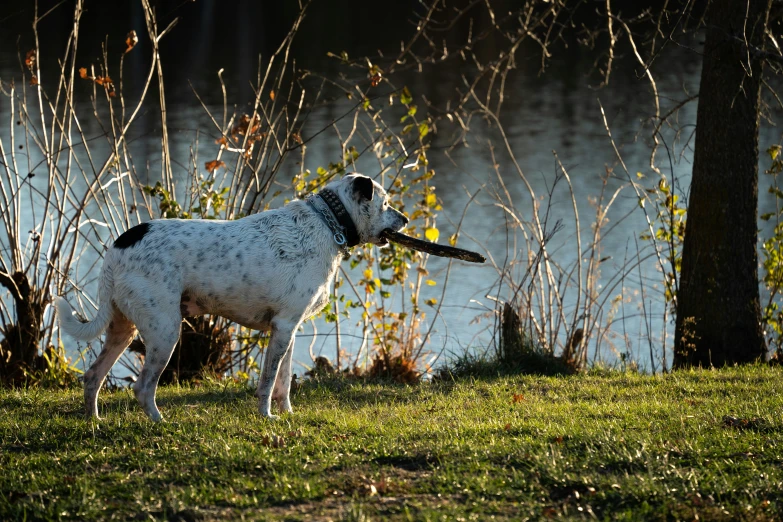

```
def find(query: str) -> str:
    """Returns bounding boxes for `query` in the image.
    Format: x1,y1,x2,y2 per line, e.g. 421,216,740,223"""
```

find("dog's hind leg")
272,335,295,414
257,318,298,420
132,310,182,422
84,306,137,420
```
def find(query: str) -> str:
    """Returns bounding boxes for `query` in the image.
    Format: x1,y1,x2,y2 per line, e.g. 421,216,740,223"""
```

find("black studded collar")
310,188,360,249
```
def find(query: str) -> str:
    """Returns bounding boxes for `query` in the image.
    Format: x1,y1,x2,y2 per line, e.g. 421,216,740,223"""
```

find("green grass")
1,366,782,521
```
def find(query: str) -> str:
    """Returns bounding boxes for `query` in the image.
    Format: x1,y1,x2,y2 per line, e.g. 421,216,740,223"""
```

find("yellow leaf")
425,193,436,207
425,298,437,306
363,269,373,280
424,227,439,242
425,279,437,286
400,86,413,105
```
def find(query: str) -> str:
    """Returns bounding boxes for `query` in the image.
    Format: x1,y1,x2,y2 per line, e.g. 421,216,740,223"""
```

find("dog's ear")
352,175,374,202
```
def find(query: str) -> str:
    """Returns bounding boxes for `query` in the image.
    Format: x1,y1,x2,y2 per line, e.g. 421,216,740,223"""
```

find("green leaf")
400,86,413,105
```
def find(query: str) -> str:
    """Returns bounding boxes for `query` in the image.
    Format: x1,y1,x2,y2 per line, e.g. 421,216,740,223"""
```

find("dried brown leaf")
125,30,138,53
261,434,285,448
94,75,112,87
79,69,116,96
232,114,260,138
25,50,36,70
205,160,226,173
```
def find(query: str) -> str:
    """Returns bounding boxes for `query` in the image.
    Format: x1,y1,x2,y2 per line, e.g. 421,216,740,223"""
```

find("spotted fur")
55,174,408,422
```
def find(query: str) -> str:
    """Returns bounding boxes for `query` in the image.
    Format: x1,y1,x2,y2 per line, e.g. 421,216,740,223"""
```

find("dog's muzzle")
379,209,409,245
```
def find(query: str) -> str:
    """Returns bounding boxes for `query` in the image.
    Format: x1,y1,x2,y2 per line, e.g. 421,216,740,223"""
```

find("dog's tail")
55,254,117,341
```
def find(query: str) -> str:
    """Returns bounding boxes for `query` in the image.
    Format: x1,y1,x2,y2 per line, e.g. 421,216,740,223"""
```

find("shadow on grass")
372,452,441,471
155,386,254,408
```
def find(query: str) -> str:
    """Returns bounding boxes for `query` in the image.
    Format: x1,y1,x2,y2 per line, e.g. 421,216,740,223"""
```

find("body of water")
2,0,780,375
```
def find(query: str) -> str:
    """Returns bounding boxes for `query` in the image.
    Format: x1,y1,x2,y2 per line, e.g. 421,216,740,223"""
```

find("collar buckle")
306,192,356,254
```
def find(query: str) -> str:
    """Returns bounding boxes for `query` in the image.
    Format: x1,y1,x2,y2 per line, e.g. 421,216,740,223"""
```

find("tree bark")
674,0,771,367
0,272,46,385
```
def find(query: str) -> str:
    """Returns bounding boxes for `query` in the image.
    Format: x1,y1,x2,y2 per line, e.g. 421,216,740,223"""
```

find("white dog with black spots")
55,173,408,421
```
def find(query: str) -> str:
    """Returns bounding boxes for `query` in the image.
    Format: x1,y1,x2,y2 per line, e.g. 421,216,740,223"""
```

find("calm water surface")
1,1,780,373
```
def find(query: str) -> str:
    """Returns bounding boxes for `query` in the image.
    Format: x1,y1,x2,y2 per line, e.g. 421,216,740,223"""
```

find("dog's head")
328,173,408,246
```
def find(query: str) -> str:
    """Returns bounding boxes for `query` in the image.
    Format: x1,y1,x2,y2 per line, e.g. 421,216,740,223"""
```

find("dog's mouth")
379,221,408,246
377,229,391,246
378,228,398,246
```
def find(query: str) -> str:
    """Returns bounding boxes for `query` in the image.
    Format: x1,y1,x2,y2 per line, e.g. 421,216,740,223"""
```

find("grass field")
1,365,782,521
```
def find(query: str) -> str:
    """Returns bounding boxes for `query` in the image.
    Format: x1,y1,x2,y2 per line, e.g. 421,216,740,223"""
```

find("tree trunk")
674,0,771,367
0,272,46,386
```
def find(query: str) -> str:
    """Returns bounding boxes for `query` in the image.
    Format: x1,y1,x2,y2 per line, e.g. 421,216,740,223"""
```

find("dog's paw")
273,395,293,414
258,405,280,421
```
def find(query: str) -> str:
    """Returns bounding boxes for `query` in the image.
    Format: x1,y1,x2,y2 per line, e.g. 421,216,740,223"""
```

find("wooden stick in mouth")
380,229,485,263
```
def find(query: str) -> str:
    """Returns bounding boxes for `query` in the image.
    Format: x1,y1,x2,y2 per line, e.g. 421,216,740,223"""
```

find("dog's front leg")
257,318,297,419
272,335,295,414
